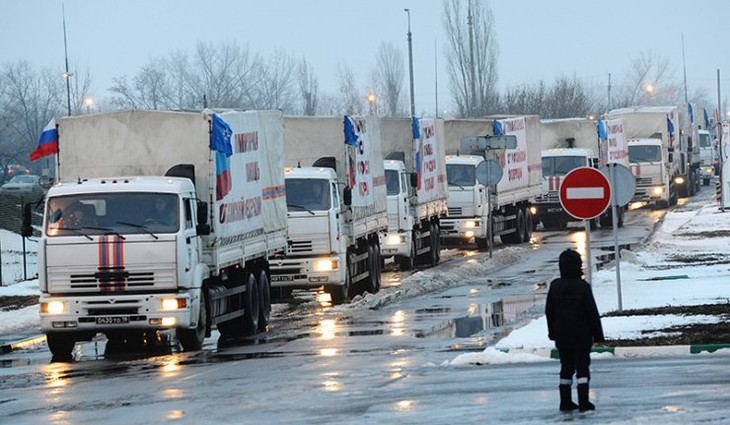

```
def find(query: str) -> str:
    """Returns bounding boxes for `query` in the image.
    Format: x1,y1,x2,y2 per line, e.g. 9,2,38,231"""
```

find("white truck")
606,106,699,207
269,116,387,304
440,116,543,248
380,117,448,270
534,118,625,228
24,109,288,359
698,129,717,185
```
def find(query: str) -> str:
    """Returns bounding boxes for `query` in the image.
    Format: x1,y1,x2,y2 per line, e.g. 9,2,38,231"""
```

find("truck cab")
270,167,346,298
381,159,415,269
628,138,677,207
441,155,490,248
35,176,207,356
533,148,593,229
698,129,718,185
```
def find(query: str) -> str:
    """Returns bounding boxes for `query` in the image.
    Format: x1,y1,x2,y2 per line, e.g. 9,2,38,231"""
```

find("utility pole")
607,73,612,113
62,4,72,116
467,0,476,117
681,34,689,104
405,8,415,117
434,39,438,118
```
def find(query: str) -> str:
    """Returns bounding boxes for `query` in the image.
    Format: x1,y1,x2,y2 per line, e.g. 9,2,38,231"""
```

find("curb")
0,334,46,354
498,344,730,359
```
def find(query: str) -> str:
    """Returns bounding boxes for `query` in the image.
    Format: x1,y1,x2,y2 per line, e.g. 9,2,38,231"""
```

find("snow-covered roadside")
450,201,730,365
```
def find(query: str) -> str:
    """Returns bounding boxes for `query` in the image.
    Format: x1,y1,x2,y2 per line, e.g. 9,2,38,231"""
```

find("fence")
0,193,43,286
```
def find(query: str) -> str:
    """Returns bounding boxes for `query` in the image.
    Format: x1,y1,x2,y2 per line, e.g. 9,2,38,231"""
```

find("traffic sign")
599,163,635,207
559,167,612,220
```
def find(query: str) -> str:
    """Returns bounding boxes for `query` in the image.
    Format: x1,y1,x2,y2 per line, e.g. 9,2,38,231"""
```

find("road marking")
566,187,605,199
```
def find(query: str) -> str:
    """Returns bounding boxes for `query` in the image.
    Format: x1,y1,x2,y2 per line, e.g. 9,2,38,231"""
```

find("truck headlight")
313,259,339,272
385,234,404,245
529,206,537,215
464,220,478,229
674,176,685,185
161,298,187,311
41,301,65,315
652,186,664,196
706,167,715,173
465,231,474,238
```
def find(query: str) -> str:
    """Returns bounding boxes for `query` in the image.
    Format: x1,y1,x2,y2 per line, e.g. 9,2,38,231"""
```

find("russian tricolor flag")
30,118,59,161
211,114,233,201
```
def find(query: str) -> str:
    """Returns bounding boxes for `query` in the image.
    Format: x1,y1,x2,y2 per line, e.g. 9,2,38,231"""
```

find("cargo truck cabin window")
446,164,476,186
541,156,585,177
628,145,661,163
699,132,712,148
46,193,180,237
285,179,331,211
385,169,400,196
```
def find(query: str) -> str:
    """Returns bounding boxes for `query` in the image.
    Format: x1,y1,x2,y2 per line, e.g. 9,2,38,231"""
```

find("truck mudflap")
39,292,195,333
269,255,346,288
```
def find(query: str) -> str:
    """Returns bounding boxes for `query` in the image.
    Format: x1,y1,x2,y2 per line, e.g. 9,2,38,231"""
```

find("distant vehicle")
0,174,43,195
6,163,30,176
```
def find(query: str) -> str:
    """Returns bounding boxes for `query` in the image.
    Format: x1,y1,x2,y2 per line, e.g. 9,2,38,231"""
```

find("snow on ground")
449,201,730,364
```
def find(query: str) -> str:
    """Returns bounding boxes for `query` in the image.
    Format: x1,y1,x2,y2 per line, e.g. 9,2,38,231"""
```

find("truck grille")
69,269,157,290
448,207,462,216
287,240,313,254
535,192,559,203
636,177,654,187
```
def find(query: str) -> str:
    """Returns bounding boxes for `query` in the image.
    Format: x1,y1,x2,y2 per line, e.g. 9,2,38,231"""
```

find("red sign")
559,167,612,220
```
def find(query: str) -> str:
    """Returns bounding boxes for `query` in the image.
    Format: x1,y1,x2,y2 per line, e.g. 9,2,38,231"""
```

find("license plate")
95,316,129,325
546,207,563,213
382,248,397,254
271,275,295,282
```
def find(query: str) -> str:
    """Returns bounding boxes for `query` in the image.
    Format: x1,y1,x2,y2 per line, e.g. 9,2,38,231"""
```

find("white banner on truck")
721,122,730,209
414,117,444,203
495,117,529,192
345,116,374,207
599,119,629,167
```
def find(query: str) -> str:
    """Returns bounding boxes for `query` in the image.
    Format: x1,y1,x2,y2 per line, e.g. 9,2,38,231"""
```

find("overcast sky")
2,0,729,116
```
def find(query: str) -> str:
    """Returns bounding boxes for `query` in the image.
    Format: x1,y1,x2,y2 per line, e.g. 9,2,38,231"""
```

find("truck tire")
47,333,76,360
433,222,441,263
428,223,439,266
177,293,208,351
327,256,352,305
242,272,260,335
372,243,382,293
397,239,415,271
364,244,377,294
475,237,488,250
523,208,533,242
501,209,524,244
257,269,271,331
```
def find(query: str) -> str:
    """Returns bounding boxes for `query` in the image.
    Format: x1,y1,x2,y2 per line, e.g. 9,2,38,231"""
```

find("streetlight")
84,97,94,114
367,93,377,115
644,84,655,93
404,8,415,118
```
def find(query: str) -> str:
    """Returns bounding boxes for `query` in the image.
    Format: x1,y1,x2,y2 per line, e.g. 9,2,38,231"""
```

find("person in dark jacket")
546,249,605,412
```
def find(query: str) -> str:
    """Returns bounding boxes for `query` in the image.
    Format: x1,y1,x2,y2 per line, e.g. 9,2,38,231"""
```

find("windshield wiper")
115,221,159,240
448,182,466,189
287,204,315,215
54,226,93,241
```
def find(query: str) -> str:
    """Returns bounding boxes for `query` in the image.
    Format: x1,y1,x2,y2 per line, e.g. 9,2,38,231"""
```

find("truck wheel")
47,333,76,360
373,243,382,293
364,244,377,294
242,272,260,335
475,237,488,250
433,223,441,263
617,208,625,228
397,240,415,271
177,293,208,351
428,223,439,266
523,209,533,242
257,270,271,332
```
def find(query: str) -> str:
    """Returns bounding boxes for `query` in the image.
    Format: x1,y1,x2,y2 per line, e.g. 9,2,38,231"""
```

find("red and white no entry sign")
559,167,612,220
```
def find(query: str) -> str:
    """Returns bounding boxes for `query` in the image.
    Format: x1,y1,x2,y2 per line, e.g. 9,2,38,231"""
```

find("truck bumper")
633,184,668,202
381,231,410,258
270,255,346,288
440,218,485,241
39,291,196,333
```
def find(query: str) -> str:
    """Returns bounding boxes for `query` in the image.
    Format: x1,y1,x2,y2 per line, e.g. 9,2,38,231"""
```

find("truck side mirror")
410,173,418,188
196,200,211,236
21,203,33,238
343,186,352,206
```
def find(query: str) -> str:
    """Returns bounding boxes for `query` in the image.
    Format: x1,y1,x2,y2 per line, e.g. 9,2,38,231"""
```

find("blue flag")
493,119,503,136
411,116,421,140
704,108,710,129
597,120,608,140
688,103,694,125
211,114,233,157
344,115,359,147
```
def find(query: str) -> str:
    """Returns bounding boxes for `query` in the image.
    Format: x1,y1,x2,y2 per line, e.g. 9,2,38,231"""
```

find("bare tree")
337,64,363,116
297,58,319,116
109,59,170,110
373,42,405,117
443,0,499,117
503,81,547,116
546,76,594,118
255,49,297,112
613,51,682,107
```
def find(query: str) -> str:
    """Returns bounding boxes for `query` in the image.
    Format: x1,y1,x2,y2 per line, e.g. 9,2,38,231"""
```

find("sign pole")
609,163,623,310
486,149,493,258
584,219,592,284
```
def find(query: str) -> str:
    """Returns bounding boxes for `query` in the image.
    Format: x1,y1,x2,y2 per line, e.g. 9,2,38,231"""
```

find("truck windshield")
385,170,400,196
628,145,662,163
285,178,330,211
542,156,585,177
446,164,475,186
699,133,712,148
46,192,180,237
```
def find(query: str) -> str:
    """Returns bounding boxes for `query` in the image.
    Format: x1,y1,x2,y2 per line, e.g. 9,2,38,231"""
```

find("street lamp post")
405,8,415,118
367,93,377,115
62,4,72,116
84,97,93,114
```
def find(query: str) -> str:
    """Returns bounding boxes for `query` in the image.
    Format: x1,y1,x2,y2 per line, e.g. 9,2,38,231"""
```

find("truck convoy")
380,117,448,270
440,116,543,248
269,116,387,304
25,109,288,359
534,118,626,228
605,106,700,207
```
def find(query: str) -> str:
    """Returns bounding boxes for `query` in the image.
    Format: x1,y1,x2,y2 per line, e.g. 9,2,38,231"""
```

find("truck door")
180,197,200,286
